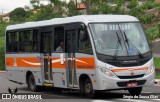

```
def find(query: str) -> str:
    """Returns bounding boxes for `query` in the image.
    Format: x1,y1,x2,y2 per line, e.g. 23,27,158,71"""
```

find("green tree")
128,0,154,24
0,22,7,37
112,0,125,14
30,0,41,9
10,7,27,23
67,1,82,16
27,0,68,21
0,15,2,21
27,5,55,21
128,0,138,9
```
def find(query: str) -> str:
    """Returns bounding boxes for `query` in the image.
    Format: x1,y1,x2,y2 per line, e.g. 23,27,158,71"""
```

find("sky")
0,0,52,14
0,0,78,14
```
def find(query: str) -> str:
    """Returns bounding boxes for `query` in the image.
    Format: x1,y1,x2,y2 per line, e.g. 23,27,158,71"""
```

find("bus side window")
78,29,93,54
7,31,19,53
7,32,12,52
33,30,39,52
54,27,64,52
19,30,32,52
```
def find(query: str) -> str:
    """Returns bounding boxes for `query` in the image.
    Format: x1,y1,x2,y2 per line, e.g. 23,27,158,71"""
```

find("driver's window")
78,29,93,54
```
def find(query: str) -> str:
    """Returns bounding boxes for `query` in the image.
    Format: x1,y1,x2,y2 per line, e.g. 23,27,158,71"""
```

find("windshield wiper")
123,31,144,58
113,32,122,60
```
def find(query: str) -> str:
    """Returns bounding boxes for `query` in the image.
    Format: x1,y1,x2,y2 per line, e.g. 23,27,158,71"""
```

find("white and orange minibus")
5,15,155,97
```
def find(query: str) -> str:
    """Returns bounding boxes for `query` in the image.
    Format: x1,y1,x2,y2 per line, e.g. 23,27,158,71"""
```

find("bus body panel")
94,58,154,90
5,15,154,92
75,53,96,89
6,54,43,85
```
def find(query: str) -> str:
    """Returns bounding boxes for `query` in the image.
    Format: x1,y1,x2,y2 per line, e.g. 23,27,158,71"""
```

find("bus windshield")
89,22,150,56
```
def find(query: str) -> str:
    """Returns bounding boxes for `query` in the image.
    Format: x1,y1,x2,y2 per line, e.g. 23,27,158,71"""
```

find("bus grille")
117,74,144,79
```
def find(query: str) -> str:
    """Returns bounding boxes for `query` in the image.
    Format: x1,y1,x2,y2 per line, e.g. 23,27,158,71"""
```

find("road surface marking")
114,98,153,102
142,92,153,93
91,100,114,102
154,84,160,86
151,99,160,102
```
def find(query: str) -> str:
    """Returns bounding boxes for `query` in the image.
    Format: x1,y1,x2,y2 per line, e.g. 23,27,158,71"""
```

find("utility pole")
86,0,90,14
2,9,3,15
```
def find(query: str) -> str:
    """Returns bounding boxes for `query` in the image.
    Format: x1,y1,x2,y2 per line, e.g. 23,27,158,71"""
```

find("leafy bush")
154,57,160,69
0,36,5,70
0,47,5,70
150,2,160,9
0,22,7,37
140,15,153,24
145,26,160,43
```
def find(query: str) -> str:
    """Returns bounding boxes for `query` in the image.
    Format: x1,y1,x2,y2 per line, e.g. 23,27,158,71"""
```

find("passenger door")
41,32,53,83
65,30,78,87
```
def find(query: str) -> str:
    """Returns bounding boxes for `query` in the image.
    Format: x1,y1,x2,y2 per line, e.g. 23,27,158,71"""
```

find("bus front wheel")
28,74,38,92
128,87,142,96
84,78,96,98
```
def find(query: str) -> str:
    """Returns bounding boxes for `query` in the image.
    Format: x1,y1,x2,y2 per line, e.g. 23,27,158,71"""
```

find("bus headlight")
99,67,117,78
145,65,155,76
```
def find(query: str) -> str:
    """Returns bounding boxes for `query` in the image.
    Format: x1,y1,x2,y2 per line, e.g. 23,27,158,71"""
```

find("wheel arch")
26,71,33,85
79,74,91,90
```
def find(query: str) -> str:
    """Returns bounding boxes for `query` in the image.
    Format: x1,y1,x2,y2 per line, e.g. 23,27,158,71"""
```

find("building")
155,0,160,3
76,3,86,10
0,13,10,22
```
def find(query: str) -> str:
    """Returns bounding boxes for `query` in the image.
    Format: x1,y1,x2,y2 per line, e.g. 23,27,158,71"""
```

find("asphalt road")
0,75,160,102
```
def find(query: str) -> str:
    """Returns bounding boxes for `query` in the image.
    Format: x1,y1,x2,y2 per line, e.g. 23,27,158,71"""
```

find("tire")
79,82,85,95
128,87,142,96
28,74,39,92
84,78,96,98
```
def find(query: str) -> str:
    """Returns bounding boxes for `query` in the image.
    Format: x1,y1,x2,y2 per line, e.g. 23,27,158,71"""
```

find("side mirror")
80,23,86,30
79,30,85,41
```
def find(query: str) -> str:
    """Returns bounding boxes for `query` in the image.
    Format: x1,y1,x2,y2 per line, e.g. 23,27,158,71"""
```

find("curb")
0,71,7,79
155,79,160,84
0,71,7,75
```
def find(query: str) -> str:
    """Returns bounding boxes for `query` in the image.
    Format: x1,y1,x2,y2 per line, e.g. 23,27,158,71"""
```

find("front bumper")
95,71,155,90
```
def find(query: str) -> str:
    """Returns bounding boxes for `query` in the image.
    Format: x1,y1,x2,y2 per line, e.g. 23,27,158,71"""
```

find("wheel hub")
85,83,91,93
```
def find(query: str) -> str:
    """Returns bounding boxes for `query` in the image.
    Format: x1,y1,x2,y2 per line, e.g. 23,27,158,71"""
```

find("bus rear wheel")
84,78,96,98
28,74,38,92
128,87,142,96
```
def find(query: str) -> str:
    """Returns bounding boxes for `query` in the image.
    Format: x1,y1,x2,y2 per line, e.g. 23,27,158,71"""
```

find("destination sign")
97,24,131,31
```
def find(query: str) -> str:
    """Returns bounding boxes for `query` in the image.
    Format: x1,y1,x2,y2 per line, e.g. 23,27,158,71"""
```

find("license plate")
127,82,137,87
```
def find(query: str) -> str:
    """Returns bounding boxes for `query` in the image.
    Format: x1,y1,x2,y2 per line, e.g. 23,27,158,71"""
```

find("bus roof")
6,15,139,30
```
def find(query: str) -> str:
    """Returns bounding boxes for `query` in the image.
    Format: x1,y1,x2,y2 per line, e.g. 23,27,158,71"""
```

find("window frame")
6,30,19,53
77,28,93,55
53,26,65,53
6,28,40,53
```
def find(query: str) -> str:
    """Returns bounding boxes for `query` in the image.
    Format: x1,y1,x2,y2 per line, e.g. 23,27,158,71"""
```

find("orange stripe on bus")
6,58,40,68
76,58,95,70
52,58,66,69
6,57,96,70
111,67,148,72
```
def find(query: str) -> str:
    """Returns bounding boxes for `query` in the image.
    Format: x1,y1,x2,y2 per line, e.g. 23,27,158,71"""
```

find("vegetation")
0,36,5,70
156,74,160,79
154,57,160,69
10,7,27,23
145,24,160,44
153,57,160,79
0,0,160,71
0,22,7,37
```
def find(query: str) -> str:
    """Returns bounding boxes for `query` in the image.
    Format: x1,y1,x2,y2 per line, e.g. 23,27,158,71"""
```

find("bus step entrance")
43,83,54,87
